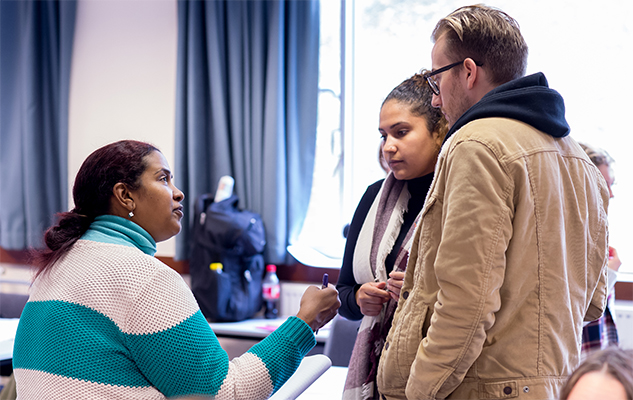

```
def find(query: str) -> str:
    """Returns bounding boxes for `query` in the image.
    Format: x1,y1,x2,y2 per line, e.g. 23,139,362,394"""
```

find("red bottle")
262,264,280,319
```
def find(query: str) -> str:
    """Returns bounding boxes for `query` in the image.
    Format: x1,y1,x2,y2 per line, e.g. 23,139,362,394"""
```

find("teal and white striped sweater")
13,215,316,399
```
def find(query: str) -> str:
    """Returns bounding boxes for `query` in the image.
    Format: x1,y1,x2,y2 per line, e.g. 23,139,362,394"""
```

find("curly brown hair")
382,69,448,142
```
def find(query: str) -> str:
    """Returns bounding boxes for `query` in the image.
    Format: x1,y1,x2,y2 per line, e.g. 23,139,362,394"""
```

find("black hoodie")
444,72,570,144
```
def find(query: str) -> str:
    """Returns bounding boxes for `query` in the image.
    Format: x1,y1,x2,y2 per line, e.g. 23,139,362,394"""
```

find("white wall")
68,0,178,256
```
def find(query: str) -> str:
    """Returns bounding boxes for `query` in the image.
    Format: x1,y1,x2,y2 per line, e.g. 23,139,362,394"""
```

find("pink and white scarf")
342,172,420,400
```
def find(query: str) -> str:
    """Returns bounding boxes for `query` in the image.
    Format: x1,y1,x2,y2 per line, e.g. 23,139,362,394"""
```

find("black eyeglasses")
423,60,483,96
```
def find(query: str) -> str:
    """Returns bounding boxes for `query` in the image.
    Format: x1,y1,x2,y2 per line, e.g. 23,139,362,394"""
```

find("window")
288,0,345,267
293,0,633,275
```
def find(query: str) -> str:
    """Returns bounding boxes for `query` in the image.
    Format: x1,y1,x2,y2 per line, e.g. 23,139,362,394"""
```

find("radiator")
614,300,633,350
279,282,312,317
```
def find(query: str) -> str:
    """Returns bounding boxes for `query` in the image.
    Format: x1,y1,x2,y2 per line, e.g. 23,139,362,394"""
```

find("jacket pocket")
478,380,519,399
397,302,429,378
379,301,429,391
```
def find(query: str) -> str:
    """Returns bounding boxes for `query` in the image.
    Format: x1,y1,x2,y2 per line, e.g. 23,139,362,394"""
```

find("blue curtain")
175,0,320,264
0,0,77,249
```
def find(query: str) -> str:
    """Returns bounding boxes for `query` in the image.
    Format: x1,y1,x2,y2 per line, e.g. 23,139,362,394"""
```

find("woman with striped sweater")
13,140,340,399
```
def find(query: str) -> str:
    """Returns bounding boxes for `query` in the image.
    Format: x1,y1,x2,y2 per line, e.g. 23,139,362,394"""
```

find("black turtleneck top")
336,173,434,321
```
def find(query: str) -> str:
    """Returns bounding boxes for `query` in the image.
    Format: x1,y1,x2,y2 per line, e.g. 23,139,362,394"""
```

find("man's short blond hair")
432,4,528,85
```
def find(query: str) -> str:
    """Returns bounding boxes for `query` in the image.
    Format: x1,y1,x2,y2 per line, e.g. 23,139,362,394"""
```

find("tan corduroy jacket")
377,118,609,400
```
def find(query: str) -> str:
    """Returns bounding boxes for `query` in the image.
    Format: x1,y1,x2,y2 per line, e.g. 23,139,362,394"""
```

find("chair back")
323,314,361,367
0,278,30,318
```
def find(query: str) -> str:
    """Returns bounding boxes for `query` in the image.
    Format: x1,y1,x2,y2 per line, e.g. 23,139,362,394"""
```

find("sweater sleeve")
336,179,383,321
125,266,315,399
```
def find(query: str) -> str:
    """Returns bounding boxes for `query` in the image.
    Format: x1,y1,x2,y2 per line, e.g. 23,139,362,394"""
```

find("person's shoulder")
74,240,169,274
347,178,385,227
356,179,384,207
366,178,385,195
450,118,559,158
454,118,527,141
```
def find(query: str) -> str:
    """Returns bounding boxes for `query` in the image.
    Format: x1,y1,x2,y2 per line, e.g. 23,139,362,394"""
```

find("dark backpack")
189,194,266,322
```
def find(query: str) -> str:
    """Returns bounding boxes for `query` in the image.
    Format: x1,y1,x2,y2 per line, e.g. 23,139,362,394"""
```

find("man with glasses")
377,5,610,400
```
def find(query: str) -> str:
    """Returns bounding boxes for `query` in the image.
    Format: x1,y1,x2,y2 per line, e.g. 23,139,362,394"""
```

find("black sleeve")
336,179,383,321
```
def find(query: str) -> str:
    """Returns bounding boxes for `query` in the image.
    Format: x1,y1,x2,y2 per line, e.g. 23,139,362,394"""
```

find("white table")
0,318,19,363
209,316,332,360
209,316,331,343
1,318,19,381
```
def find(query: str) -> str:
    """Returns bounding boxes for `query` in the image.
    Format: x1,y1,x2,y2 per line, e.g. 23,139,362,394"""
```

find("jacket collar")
444,72,570,144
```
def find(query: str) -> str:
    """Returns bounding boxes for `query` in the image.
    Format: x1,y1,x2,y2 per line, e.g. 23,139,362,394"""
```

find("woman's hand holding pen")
355,282,391,317
296,283,340,332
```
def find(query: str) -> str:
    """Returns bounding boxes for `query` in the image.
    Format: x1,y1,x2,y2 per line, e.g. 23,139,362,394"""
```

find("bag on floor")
189,193,266,322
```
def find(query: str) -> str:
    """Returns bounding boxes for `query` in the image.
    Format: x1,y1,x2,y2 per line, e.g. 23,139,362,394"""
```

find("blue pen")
321,273,328,289
315,273,328,335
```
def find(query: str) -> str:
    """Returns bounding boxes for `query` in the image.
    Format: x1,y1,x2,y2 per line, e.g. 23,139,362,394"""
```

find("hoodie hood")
444,72,570,144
